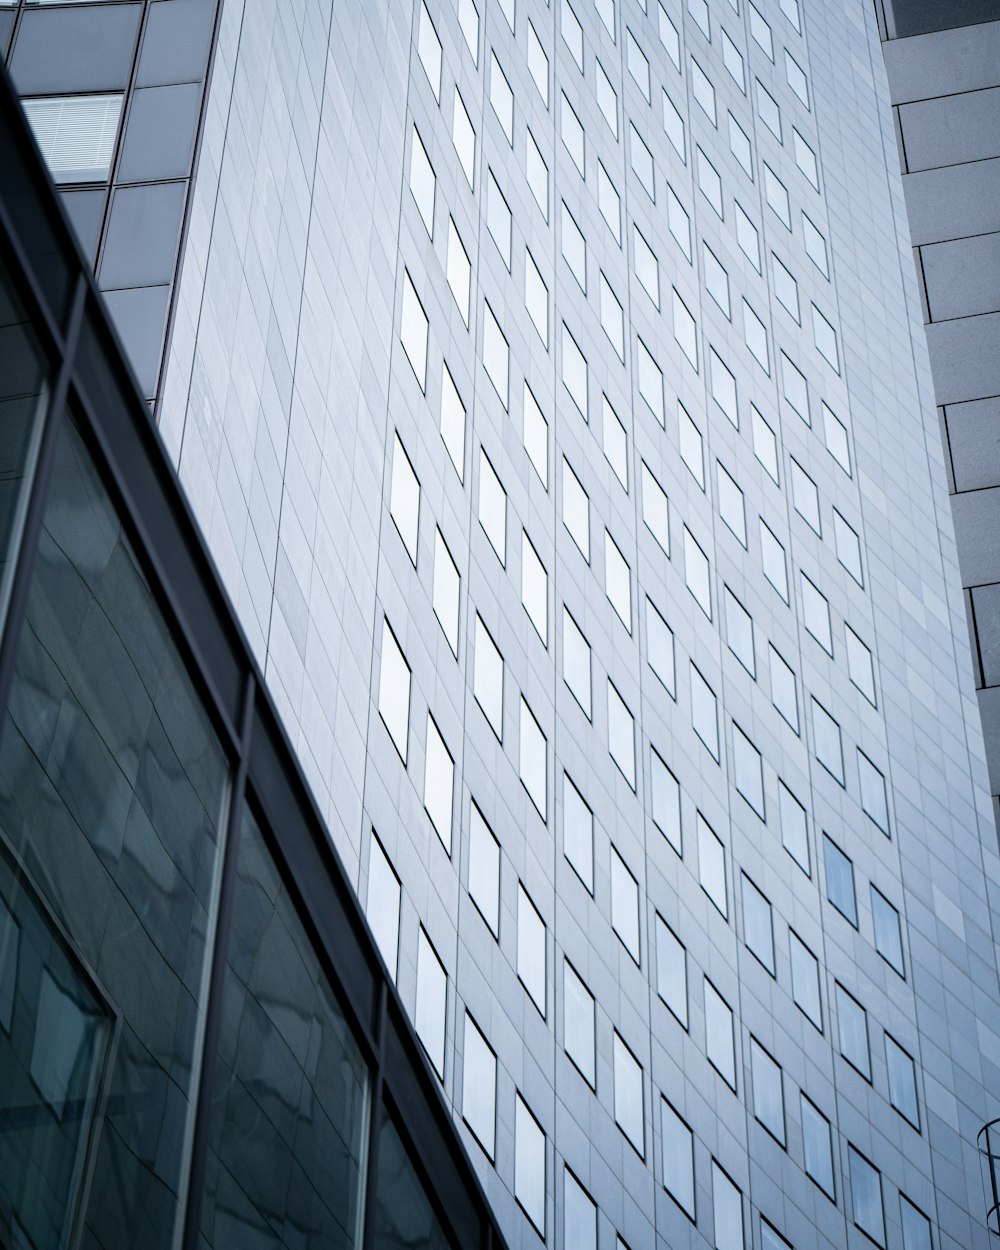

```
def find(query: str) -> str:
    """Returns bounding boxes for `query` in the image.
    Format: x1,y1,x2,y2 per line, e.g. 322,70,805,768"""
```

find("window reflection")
372,1110,453,1250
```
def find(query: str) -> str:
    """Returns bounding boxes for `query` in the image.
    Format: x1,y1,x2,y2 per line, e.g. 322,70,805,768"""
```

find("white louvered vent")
22,94,123,184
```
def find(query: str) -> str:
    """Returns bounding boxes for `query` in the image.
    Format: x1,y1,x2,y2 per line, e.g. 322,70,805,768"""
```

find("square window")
563,456,590,560
801,573,832,654
779,781,809,874
600,272,625,360
790,930,822,1028
424,713,455,852
646,598,676,695
704,244,730,318
634,226,660,307
871,885,904,974
751,1039,785,1144
409,126,435,236
655,916,688,1030
613,1033,645,1155
661,1099,695,1217
691,57,717,125
561,91,585,174
563,606,592,718
415,928,446,1077
652,749,682,854
641,462,671,554
487,170,512,269
564,960,596,1085
433,529,460,655
699,815,728,919
611,845,640,961
524,383,549,487
886,1034,919,1127
514,1096,546,1236
563,772,594,891
849,1148,884,1247
603,394,628,489
526,127,549,217
684,526,711,618
561,0,584,68
812,698,844,783
733,723,764,818
517,884,547,1014
453,89,476,188
483,302,509,408
400,270,428,390
440,364,466,481
717,462,746,546
446,218,471,325
692,665,720,760
469,801,500,936
598,161,621,241
741,873,774,972
379,619,410,763
735,202,761,271
561,200,587,291
836,982,870,1078
705,979,736,1086
725,587,755,677
743,298,770,372
638,338,665,425
801,1095,835,1196
668,184,692,260
752,407,779,482
846,628,876,705
596,59,619,137
770,645,799,733
367,835,400,979
474,614,504,739
562,322,588,418
824,834,857,926
417,2,442,99
605,531,632,632
521,696,547,820
663,89,686,160
490,52,514,144
521,530,548,645
527,20,549,104
608,680,636,789
389,432,419,565
462,1013,497,1157
479,447,507,564
761,522,789,602
565,1172,597,1250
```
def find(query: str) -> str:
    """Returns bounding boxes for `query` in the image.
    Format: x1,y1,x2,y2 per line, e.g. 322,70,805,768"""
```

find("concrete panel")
946,397,1000,491
971,583,1000,686
925,311,1000,403
899,87,1000,171
883,18,1000,102
902,158,1000,244
922,232,1000,320
977,686,1000,791
951,485,1000,584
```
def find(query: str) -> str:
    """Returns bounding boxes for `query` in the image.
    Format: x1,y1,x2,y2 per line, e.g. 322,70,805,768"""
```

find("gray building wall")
21,1,1000,1249
877,7,1000,839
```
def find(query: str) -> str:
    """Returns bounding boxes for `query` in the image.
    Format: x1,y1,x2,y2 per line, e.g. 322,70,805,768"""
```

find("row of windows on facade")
367,816,930,1250
411,0,839,403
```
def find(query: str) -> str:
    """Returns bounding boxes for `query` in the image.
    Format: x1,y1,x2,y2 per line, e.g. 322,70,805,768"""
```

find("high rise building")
1,3,999,1250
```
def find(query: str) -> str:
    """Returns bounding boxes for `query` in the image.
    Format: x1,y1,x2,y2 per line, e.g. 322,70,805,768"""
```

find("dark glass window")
887,0,1000,38
0,414,229,1250
372,1110,455,1250
200,805,371,1248
0,261,48,625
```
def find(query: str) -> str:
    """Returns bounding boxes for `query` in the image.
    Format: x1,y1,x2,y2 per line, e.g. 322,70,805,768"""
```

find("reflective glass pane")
372,1110,454,1250
200,806,370,1248
0,416,228,1250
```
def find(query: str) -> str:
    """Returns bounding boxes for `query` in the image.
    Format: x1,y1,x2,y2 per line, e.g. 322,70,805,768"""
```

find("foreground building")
2,2,1000,1250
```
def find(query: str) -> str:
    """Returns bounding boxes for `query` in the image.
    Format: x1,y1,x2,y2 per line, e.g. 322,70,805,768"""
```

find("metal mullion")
179,669,255,1250
360,981,388,1250
0,269,83,742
